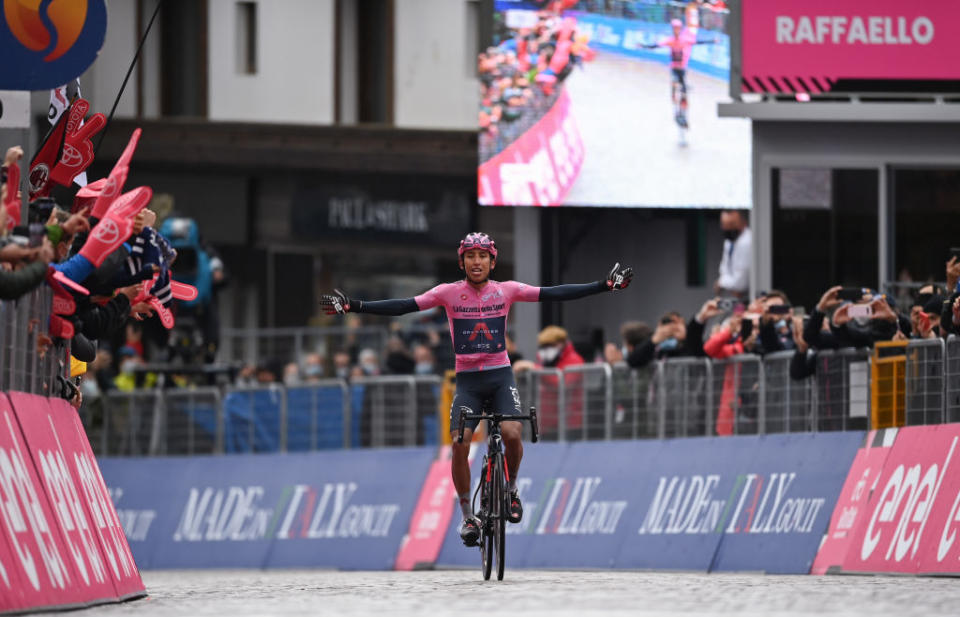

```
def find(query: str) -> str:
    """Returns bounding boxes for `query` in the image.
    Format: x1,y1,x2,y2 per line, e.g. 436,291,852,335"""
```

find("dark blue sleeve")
54,254,94,283
538,280,607,301
355,298,420,316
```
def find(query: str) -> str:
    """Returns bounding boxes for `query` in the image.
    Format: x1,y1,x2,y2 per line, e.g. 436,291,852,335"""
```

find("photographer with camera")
756,290,796,355
805,285,902,349
625,311,695,368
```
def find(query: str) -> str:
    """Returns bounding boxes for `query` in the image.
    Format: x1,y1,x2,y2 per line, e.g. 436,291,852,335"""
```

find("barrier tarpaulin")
7,392,144,601
0,393,88,612
841,424,960,575
811,429,897,575
433,433,863,573
98,447,435,570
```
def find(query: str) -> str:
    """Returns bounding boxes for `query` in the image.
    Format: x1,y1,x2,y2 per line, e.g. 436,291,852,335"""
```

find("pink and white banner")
841,424,960,575
811,429,896,575
741,0,960,93
0,393,88,612
0,392,145,613
395,450,459,571
478,90,584,206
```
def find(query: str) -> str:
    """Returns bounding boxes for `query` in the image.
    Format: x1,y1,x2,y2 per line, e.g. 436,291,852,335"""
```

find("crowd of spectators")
231,325,454,388
480,7,592,160
0,136,182,408
1,97,226,422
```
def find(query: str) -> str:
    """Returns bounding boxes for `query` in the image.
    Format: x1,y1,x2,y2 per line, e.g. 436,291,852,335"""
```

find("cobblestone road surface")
63,569,960,617
562,51,751,207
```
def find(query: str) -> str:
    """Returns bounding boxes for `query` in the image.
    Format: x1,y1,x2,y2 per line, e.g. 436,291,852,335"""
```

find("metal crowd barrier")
97,374,443,457
95,336,960,457
0,286,65,397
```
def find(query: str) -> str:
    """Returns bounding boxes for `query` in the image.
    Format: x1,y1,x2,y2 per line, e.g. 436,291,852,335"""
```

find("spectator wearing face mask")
412,344,437,376
715,209,751,299
514,325,584,437
353,348,381,378
625,311,693,369
332,350,352,380
756,290,796,355
302,352,325,382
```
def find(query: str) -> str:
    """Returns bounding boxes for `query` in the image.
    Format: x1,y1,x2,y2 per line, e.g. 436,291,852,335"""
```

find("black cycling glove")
605,263,633,291
320,289,353,315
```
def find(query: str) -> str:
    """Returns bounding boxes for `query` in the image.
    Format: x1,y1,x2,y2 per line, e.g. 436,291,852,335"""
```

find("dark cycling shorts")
450,366,522,432
671,68,687,93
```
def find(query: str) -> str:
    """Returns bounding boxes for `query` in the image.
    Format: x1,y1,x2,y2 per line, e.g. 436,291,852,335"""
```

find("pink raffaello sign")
741,0,960,93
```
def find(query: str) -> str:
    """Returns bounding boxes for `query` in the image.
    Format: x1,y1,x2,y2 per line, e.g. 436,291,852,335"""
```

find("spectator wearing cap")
514,325,585,437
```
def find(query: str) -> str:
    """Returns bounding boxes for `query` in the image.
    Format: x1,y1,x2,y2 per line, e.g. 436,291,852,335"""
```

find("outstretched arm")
319,289,421,316
539,280,607,301
538,262,633,301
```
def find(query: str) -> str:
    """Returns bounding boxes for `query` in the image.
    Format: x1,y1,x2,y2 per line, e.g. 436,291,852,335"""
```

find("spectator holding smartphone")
756,290,795,354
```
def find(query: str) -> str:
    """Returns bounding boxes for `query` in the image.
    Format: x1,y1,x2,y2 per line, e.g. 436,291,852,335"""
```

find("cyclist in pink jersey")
646,19,716,129
320,232,632,546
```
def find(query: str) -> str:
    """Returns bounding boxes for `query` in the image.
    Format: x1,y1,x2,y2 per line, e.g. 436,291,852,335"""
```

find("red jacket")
538,342,585,431
703,327,743,359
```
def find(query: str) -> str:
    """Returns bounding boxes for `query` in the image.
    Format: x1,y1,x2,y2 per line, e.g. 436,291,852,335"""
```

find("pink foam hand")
80,186,152,268
133,273,160,306
45,266,78,316
52,270,89,295
170,280,198,302
108,185,153,219
90,129,142,219
3,160,20,229
151,298,174,329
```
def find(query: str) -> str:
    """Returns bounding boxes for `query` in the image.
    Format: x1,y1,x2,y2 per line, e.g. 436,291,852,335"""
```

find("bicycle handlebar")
457,406,539,444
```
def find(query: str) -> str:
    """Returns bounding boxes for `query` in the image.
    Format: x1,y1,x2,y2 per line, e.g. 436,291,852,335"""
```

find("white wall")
80,0,138,117
208,0,335,124
394,0,476,130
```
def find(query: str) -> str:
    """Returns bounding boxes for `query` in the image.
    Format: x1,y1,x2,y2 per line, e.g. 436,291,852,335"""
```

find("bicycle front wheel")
480,457,493,581
493,453,506,581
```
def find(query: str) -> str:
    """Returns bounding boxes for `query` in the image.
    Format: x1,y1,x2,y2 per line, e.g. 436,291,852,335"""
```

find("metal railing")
96,375,444,457
95,336,960,456
0,286,66,397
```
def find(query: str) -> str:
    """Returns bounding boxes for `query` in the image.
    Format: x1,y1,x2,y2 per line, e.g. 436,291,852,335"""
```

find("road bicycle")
457,406,538,581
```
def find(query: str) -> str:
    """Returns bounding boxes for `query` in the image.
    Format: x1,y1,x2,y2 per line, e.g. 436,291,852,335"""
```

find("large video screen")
478,0,750,208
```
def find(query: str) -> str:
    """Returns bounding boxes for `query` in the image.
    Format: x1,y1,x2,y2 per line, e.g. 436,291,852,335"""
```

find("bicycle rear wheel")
493,453,506,581
480,457,493,581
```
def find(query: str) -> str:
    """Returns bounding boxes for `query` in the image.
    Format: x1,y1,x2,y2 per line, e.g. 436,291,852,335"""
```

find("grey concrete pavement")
562,52,751,208
62,569,960,617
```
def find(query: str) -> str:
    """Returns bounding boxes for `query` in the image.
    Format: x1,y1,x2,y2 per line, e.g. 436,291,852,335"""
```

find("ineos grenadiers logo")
173,483,401,542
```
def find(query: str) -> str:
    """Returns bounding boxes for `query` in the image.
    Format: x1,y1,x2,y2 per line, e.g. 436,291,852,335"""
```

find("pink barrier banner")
842,424,960,575
0,393,88,612
395,450,459,571
811,429,896,575
49,397,145,598
741,0,960,93
478,89,584,206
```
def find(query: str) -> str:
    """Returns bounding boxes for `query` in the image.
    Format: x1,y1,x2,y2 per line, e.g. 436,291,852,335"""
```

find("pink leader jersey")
415,279,540,373
658,28,697,69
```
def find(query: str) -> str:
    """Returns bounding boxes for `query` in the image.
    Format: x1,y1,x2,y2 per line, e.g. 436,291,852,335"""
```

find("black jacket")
0,260,47,300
